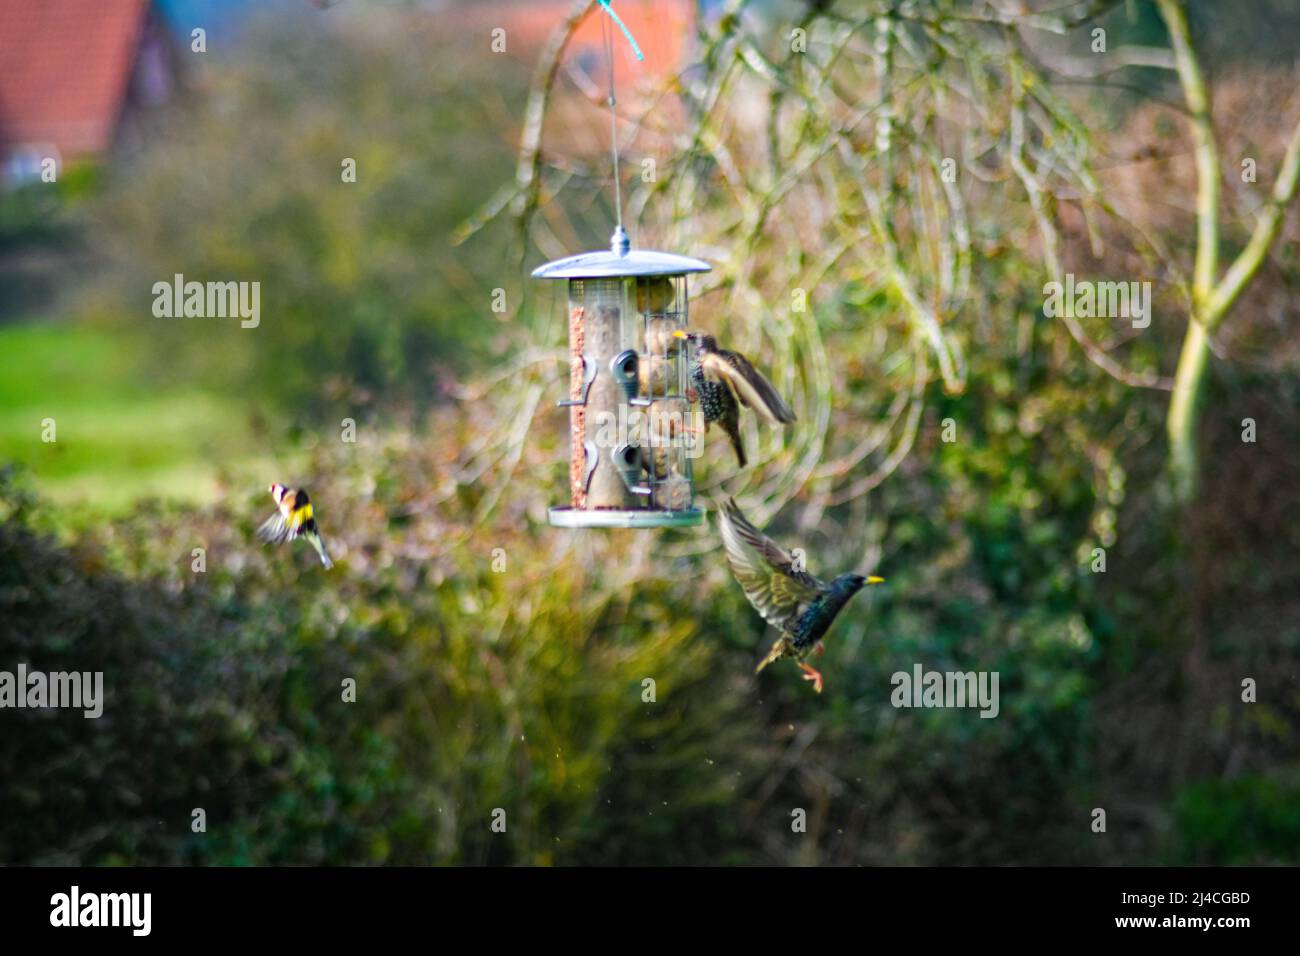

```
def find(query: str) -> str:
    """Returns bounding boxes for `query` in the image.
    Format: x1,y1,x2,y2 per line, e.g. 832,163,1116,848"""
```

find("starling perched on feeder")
674,331,796,468
258,483,334,569
716,498,883,693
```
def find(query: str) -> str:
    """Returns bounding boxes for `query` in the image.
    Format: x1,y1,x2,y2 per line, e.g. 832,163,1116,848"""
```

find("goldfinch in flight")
258,483,334,569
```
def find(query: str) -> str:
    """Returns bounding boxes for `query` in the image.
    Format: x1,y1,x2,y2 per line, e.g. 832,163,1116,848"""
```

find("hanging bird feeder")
535,227,710,528
532,4,711,528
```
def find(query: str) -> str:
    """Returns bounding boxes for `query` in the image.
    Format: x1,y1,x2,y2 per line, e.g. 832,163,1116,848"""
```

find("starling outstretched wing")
699,349,796,426
717,497,824,630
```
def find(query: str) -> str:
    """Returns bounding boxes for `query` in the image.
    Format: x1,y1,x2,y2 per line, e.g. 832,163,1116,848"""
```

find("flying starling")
716,497,882,693
257,483,334,569
673,330,795,468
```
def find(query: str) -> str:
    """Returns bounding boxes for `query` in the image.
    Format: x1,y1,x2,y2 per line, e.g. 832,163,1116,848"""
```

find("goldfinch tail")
305,529,333,569
755,636,790,675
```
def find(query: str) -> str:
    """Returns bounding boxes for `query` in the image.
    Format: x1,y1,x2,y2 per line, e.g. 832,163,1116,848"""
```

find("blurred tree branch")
480,0,1293,519
1159,0,1300,502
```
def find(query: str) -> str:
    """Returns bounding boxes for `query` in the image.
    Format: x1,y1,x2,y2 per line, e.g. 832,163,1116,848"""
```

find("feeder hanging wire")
601,6,628,252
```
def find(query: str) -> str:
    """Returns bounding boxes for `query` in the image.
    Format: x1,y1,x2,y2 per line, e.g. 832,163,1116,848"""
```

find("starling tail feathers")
755,636,790,674
722,419,747,468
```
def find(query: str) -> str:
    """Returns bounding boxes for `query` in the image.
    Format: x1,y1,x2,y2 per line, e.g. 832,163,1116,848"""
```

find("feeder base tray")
548,507,704,529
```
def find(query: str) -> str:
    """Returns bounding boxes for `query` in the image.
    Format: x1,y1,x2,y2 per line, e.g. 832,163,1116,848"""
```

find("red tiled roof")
478,0,695,91
0,0,150,157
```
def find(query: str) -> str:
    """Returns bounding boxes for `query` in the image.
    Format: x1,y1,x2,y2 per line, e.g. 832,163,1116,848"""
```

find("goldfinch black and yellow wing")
699,349,796,426
282,489,314,535
717,497,823,631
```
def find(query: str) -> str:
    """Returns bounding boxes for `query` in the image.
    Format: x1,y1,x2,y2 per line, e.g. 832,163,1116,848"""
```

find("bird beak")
867,576,885,585
672,330,689,340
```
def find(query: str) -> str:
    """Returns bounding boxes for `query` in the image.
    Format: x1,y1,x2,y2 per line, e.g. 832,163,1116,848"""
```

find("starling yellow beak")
257,483,334,569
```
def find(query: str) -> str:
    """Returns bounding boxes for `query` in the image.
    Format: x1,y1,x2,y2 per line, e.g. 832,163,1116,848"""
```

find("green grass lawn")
0,322,281,516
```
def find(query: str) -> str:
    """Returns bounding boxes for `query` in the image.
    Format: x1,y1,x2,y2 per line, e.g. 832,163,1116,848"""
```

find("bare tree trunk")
1158,0,1300,502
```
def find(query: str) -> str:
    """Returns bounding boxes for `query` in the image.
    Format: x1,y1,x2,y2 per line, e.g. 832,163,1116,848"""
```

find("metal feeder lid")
548,507,704,529
532,227,711,280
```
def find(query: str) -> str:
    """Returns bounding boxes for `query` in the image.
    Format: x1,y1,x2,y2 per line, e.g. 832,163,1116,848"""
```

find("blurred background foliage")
1,0,1299,865
85,13,525,409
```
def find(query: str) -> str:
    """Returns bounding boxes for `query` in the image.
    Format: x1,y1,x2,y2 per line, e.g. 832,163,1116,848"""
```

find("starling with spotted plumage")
717,497,882,693
674,330,795,468
258,483,334,569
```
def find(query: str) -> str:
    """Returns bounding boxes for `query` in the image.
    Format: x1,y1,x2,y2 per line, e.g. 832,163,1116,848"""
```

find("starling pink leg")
799,662,823,693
